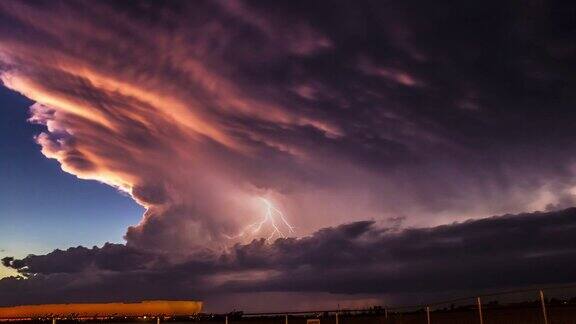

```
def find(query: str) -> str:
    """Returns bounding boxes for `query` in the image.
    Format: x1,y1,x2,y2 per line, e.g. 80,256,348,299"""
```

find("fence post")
426,306,431,324
285,314,288,324
157,317,161,324
335,312,339,324
384,307,388,319
477,297,484,324
52,318,56,324
539,290,549,324
225,315,228,324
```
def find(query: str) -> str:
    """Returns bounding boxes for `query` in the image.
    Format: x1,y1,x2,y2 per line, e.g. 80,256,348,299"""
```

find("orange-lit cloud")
2,0,576,312
1,0,575,255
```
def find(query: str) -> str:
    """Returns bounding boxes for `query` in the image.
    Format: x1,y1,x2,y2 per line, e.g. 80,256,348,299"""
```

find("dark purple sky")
1,0,576,312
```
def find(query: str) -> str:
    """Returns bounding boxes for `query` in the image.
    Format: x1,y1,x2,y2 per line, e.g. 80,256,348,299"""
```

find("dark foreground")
5,286,576,324
6,304,576,324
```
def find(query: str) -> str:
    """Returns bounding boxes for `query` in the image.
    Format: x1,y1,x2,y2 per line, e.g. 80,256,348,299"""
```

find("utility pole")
539,290,549,324
477,297,483,324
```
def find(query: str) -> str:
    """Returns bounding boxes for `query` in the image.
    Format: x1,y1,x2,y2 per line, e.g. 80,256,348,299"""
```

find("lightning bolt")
225,197,295,242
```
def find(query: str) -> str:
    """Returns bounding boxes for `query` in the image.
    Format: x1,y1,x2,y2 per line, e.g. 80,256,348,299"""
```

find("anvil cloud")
1,0,576,310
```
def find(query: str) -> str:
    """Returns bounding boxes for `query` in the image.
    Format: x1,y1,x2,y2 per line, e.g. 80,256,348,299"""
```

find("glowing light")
0,301,202,319
226,197,295,242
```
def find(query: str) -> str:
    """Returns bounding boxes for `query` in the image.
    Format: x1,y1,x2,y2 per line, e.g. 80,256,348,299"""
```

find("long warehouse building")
0,300,202,320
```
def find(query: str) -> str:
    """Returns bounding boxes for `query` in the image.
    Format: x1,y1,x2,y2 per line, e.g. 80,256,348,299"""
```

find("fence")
4,284,576,324
229,284,576,324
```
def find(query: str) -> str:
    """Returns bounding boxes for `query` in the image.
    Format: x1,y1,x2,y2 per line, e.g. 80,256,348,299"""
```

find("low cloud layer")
3,208,576,311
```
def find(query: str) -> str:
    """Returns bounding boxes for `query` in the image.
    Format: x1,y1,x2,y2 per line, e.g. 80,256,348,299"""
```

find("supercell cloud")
1,0,576,310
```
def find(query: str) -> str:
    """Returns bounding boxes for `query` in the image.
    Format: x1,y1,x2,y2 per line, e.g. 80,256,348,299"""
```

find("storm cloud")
1,0,576,310
1,0,576,250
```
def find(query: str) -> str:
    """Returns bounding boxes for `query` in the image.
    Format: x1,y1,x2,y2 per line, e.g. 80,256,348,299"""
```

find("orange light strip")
0,300,202,319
